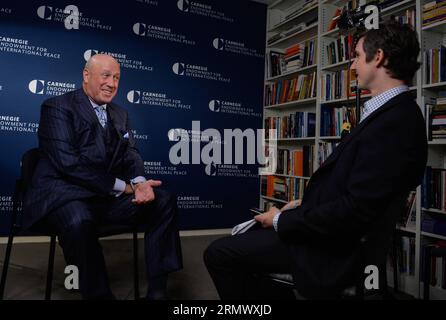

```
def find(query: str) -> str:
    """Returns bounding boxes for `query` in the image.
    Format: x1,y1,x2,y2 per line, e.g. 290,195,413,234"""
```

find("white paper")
231,219,257,235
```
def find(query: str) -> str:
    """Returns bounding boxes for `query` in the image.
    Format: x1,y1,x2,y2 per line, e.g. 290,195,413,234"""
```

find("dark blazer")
277,91,427,298
23,89,145,230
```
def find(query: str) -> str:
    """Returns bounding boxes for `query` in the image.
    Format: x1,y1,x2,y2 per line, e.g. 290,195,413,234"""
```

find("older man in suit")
23,54,182,300
204,22,428,299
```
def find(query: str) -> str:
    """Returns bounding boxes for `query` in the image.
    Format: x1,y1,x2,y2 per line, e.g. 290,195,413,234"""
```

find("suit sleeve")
277,111,426,242
38,100,115,195
122,111,145,179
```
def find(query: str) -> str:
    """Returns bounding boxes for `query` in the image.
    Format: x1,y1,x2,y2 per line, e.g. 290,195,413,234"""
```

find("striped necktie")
94,105,107,128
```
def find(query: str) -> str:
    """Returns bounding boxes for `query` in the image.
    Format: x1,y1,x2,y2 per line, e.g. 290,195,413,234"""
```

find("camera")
337,1,380,30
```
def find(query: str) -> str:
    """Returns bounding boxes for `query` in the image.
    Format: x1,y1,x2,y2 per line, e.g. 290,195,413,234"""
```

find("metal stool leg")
1,180,21,300
133,230,140,300
0,228,16,300
45,236,56,300
392,233,399,293
423,246,432,300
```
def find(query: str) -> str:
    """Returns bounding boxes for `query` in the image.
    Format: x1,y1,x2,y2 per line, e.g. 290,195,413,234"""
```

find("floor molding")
0,228,232,244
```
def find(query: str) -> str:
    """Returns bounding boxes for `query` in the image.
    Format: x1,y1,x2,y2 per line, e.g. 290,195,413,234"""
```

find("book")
328,8,342,32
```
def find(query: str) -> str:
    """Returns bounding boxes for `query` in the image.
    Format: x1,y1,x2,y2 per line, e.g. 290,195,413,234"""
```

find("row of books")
424,46,446,85
318,141,338,166
261,175,308,202
388,237,446,287
275,146,314,178
266,51,286,78
388,236,416,275
300,39,318,68
321,69,370,101
397,191,417,229
284,43,307,72
421,166,446,211
264,72,317,106
423,0,446,27
264,112,316,139
391,8,416,29
421,240,446,289
321,105,358,137
425,98,446,140
325,34,354,66
265,40,317,78
422,213,446,237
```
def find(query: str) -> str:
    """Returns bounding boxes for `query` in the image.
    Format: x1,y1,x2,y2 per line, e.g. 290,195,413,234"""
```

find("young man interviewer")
204,22,428,299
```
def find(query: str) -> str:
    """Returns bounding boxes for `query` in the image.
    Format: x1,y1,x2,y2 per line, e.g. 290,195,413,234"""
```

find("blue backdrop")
0,0,266,234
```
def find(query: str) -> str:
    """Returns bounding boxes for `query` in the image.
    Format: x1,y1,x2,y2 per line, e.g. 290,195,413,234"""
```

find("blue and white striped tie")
94,105,107,128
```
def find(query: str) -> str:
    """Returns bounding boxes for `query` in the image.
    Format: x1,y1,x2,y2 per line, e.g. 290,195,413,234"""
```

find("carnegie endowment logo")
205,163,217,176
132,23,195,46
212,38,263,58
177,0,234,23
0,35,61,59
204,162,258,178
37,5,53,20
143,160,187,176
36,4,112,31
136,0,158,5
212,38,224,50
0,7,12,15
172,62,230,83
177,195,223,210
0,195,14,213
127,90,191,110
83,49,153,72
167,127,220,144
130,129,149,141
28,79,76,96
0,115,39,134
28,80,45,94
209,99,261,117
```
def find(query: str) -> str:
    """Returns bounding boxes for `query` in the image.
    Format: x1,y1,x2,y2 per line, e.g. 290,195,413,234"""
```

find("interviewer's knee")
203,236,232,269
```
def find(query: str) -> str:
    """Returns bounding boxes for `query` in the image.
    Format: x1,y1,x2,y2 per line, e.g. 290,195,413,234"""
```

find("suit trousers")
204,228,296,299
45,188,182,299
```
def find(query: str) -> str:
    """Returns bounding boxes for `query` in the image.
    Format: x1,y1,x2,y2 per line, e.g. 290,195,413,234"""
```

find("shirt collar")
88,97,107,110
363,85,409,113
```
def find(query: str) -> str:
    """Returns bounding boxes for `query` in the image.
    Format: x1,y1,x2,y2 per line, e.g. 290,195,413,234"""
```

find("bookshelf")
421,0,446,299
261,0,446,299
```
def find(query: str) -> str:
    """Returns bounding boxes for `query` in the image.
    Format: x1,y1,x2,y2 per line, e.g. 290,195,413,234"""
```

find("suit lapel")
318,91,413,170
107,103,124,134
106,103,125,173
74,89,101,126
73,89,107,157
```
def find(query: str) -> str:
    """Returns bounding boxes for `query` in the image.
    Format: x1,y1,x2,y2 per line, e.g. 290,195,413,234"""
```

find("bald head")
84,53,120,71
82,54,120,105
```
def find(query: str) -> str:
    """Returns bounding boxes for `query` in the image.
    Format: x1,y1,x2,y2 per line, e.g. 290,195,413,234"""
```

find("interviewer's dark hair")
355,22,421,85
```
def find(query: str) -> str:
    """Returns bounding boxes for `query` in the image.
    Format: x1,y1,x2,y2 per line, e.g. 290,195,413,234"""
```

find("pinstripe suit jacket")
23,89,145,230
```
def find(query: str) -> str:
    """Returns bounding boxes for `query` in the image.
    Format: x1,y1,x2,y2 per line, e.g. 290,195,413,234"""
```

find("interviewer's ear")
375,48,386,68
